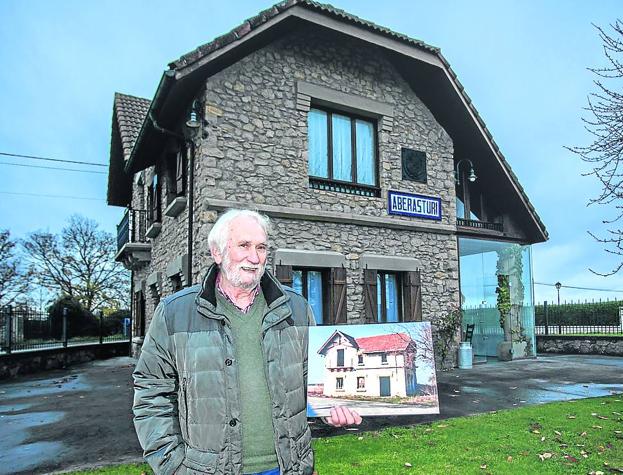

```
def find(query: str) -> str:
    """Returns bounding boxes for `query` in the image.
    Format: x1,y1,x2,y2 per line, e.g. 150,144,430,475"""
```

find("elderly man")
133,209,361,475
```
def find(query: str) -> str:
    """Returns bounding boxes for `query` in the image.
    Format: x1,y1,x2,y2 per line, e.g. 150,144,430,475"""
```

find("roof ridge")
168,0,438,71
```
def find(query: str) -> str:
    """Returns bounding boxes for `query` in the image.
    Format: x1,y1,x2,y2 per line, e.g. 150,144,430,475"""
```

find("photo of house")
307,322,439,417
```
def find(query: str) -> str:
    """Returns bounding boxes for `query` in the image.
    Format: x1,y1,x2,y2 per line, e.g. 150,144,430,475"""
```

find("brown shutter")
154,174,162,222
176,148,186,195
329,267,347,325
363,269,378,323
402,271,422,322
275,265,293,286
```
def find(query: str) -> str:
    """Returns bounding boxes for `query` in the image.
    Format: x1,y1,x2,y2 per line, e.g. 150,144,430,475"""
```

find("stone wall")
537,335,623,356
0,342,130,379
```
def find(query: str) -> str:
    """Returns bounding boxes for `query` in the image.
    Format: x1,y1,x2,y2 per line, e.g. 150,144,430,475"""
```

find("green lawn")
69,395,623,475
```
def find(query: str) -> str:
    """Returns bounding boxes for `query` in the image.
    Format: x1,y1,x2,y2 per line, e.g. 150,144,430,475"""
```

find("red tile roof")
355,333,412,353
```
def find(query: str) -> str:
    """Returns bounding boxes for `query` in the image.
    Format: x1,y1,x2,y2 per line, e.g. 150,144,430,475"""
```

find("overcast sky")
1,0,621,303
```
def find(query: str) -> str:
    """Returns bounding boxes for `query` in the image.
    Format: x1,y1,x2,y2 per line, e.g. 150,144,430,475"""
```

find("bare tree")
0,230,30,306
23,215,129,312
569,20,623,275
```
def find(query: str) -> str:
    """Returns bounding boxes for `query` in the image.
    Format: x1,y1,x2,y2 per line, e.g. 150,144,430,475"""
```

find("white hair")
207,209,271,256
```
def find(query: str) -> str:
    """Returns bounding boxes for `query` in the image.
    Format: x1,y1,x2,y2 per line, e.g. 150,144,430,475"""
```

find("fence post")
6,305,13,354
99,310,103,345
543,301,548,336
62,307,68,348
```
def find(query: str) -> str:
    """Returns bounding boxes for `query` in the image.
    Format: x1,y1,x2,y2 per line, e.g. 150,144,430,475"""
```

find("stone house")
316,330,418,398
107,0,548,364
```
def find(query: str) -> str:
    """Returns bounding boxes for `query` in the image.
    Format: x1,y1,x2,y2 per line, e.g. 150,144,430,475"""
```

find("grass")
67,395,623,475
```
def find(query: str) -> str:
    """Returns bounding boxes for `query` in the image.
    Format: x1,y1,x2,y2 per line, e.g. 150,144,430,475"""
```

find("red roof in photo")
355,333,412,353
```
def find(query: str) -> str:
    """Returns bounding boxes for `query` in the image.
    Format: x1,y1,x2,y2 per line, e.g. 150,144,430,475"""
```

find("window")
364,268,422,323
166,145,187,204
357,354,364,365
377,272,401,323
336,377,344,390
292,268,326,324
380,353,388,364
275,264,347,325
357,377,365,389
170,274,183,293
336,349,344,367
147,173,162,225
307,107,378,196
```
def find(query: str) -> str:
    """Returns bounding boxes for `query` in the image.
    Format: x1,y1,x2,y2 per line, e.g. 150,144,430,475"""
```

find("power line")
0,162,106,175
0,152,107,167
534,282,623,293
0,191,105,201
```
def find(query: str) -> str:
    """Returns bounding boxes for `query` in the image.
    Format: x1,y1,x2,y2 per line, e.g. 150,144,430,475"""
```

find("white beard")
220,250,266,290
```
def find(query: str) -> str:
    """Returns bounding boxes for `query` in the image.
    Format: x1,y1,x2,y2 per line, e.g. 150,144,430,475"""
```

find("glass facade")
459,237,535,360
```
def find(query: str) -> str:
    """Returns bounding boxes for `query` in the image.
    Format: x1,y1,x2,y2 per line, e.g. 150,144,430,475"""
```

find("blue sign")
388,190,442,221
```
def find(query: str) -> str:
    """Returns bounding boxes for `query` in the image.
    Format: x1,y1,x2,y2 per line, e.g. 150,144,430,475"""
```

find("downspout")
187,141,194,287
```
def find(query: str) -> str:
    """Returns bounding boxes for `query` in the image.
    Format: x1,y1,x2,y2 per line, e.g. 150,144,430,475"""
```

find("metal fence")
535,300,623,335
0,305,131,354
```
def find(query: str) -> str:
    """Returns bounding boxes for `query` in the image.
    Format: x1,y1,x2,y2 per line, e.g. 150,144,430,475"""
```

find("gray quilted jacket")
133,265,315,475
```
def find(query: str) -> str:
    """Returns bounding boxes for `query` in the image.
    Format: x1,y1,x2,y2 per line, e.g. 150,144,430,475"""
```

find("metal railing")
0,306,131,354
117,208,148,251
457,218,503,232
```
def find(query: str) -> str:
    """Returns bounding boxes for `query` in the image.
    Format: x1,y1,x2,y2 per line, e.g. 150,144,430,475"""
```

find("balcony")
115,209,151,270
457,218,503,233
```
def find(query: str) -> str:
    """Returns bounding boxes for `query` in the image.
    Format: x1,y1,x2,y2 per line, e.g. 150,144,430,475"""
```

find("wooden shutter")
329,267,347,325
175,148,186,195
275,264,293,286
402,270,422,322
363,269,378,323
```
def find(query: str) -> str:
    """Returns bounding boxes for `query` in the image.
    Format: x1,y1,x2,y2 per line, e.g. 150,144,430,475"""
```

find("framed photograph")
307,322,439,417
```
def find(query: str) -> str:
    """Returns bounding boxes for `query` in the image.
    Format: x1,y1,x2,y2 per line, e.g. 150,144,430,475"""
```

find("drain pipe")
186,141,195,287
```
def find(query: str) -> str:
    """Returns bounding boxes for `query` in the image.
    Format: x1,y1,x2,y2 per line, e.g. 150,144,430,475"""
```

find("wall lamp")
455,159,477,185
185,100,201,130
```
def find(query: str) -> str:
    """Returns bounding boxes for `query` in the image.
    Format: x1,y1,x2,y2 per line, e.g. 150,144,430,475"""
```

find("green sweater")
215,290,278,473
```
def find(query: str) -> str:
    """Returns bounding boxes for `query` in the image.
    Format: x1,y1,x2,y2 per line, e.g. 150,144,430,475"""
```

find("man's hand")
325,406,362,427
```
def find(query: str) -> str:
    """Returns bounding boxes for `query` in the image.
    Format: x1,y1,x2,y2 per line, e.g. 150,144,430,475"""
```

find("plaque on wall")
402,148,427,183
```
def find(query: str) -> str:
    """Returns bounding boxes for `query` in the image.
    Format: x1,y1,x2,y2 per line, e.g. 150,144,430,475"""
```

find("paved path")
0,354,622,474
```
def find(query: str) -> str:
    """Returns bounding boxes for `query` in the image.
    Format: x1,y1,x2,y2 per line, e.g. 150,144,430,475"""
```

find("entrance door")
379,376,391,397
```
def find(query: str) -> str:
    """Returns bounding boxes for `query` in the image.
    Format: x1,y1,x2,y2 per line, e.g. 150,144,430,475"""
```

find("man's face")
213,216,268,290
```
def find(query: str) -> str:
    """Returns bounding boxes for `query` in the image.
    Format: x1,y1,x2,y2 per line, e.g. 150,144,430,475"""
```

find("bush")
102,309,130,336
535,300,622,326
47,296,98,338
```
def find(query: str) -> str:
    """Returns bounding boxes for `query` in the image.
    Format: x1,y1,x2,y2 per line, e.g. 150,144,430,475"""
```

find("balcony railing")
457,218,503,232
117,209,148,251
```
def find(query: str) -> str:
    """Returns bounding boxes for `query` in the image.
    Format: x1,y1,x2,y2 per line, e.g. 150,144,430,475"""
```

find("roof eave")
124,69,177,174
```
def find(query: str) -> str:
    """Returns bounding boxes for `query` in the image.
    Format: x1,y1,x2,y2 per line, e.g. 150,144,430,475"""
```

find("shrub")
535,300,622,326
47,296,98,338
